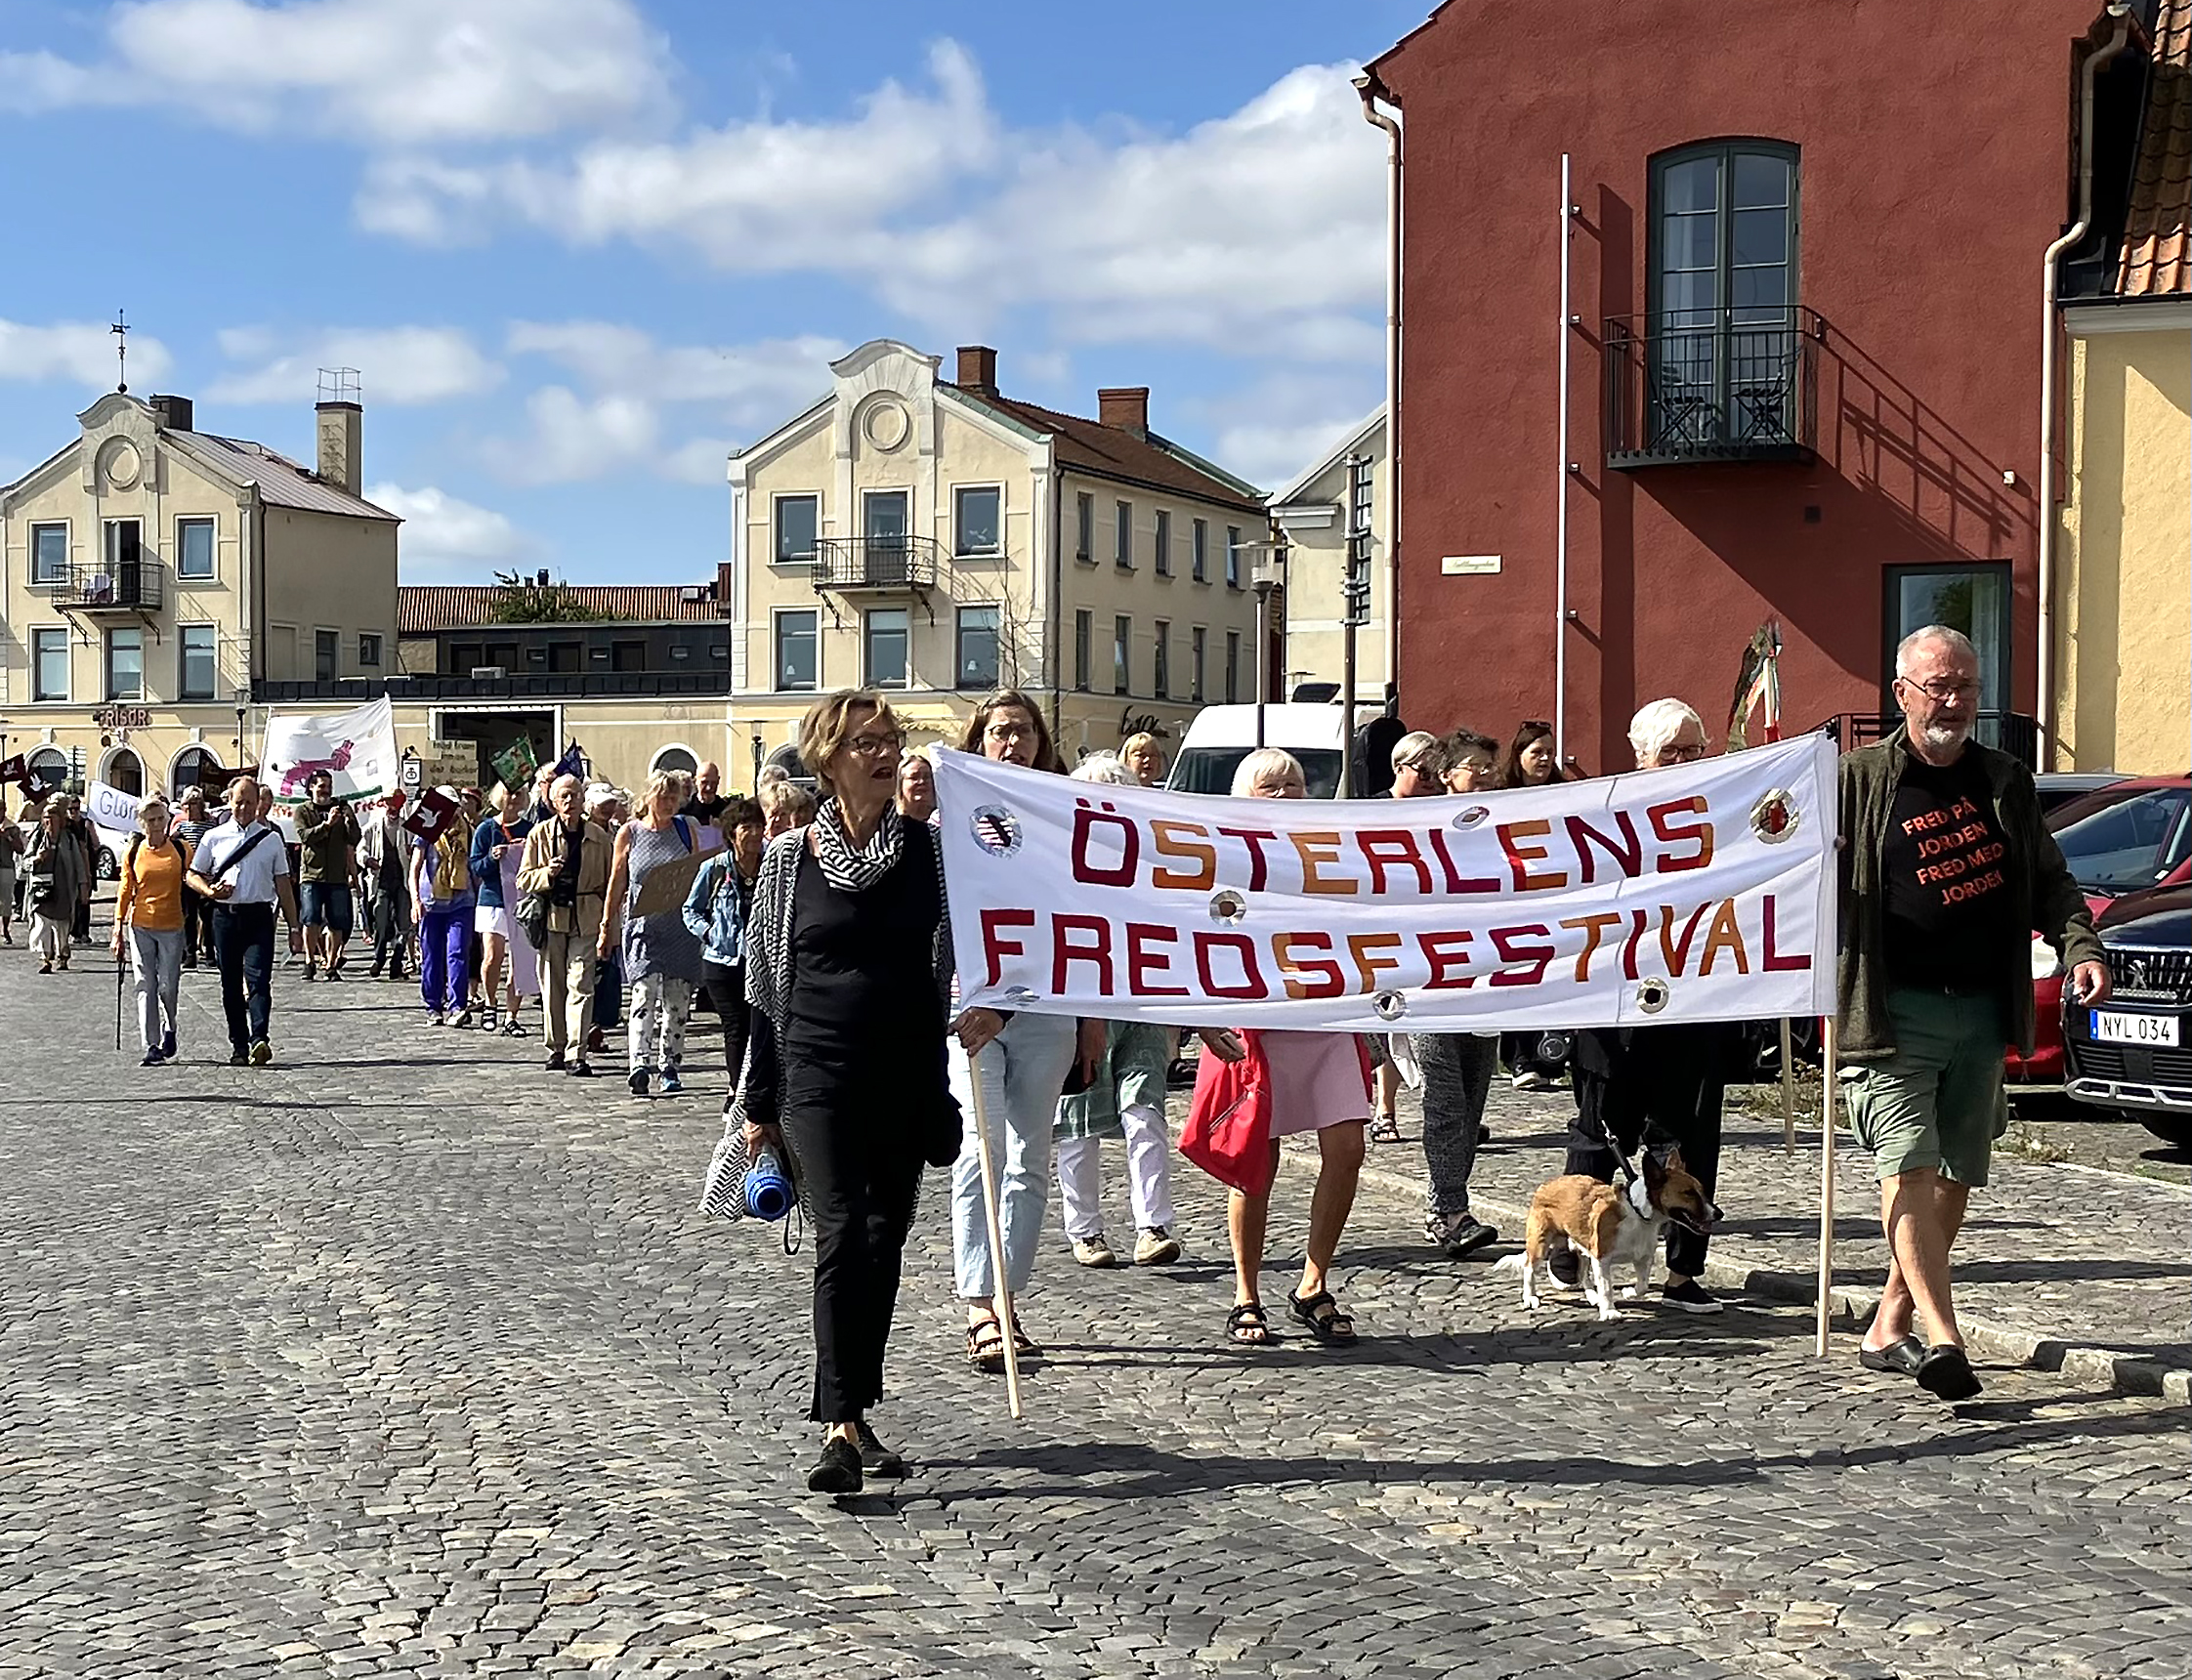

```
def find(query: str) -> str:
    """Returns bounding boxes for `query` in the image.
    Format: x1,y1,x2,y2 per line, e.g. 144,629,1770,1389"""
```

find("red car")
2010,775,2192,1085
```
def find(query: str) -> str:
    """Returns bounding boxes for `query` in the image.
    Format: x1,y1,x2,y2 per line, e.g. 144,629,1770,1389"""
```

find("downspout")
1555,152,1574,765
2039,4,2134,769
1048,453,1064,745
1355,74,1402,713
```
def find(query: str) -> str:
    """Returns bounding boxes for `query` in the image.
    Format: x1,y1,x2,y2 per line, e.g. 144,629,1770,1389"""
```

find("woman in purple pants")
411,790,478,1028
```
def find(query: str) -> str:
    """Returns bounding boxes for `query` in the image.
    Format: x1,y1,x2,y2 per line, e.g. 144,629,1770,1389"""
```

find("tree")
489,569,607,623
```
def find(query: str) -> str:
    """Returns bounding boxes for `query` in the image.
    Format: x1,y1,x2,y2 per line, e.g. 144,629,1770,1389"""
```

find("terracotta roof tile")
944,387,1266,514
2120,0,2192,295
399,584,721,634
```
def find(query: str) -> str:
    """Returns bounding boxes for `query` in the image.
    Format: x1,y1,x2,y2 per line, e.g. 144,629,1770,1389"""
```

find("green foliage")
489,570,606,623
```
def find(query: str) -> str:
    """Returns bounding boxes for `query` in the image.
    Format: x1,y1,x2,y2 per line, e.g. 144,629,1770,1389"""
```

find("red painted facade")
1370,0,2102,771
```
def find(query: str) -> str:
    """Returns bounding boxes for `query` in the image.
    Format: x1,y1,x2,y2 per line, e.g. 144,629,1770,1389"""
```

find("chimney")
1098,386,1150,438
149,394,193,432
315,367,362,497
956,344,998,394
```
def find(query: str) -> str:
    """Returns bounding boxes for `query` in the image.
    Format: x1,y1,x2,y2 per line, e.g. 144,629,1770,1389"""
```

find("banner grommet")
1636,978,1671,1014
1209,888,1247,925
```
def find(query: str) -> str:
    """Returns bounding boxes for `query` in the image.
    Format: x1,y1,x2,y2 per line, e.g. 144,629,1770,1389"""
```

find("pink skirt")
1258,1031,1370,1137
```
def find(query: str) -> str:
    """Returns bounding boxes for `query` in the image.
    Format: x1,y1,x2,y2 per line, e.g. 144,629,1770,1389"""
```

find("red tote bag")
1179,1055,1277,1196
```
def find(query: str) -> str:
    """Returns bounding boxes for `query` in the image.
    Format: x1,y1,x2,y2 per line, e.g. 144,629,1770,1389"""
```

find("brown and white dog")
1496,1151,1719,1322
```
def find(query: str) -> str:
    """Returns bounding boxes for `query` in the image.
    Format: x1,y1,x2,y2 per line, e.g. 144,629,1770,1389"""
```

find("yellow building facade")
1268,409,1391,705
2053,302,2192,773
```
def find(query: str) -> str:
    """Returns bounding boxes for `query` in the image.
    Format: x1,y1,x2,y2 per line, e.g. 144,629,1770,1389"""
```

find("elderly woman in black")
737,690,975,1495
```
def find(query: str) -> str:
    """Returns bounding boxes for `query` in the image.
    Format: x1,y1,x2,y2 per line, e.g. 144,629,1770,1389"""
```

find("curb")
1324,1141,2191,1407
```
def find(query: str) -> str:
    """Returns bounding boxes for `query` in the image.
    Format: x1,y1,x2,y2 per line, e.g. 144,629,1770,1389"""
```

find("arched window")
764,742,811,786
100,746,145,796
650,744,698,779
24,747,68,807
171,745,225,797
1647,141,1800,450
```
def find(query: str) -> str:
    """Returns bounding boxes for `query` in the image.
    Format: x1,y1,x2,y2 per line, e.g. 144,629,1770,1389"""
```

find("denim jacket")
680,853,751,969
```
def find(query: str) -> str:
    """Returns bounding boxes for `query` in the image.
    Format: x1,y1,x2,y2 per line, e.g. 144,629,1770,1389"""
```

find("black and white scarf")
811,797,905,894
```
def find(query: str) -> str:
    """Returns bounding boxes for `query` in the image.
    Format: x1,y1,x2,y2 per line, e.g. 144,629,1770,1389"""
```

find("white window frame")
167,743,227,798
175,514,218,583
1074,609,1092,692
106,627,145,702
178,623,220,702
863,607,911,691
98,744,146,795
954,603,1001,691
103,516,143,575
1115,500,1134,569
314,626,342,685
358,631,383,669
772,492,822,567
27,520,69,587
1191,626,1207,702
649,742,700,779
1192,519,1209,584
1154,510,1172,578
1114,614,1132,695
951,483,1005,559
1075,492,1095,563
31,627,70,701
1154,617,1170,698
772,607,821,693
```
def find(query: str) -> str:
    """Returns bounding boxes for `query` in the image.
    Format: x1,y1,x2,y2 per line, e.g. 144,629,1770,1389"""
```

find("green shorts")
1841,987,2010,1187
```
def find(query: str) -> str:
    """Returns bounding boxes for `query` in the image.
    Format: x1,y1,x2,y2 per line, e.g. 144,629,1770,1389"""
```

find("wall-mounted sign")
1441,555,1501,576
91,705,152,731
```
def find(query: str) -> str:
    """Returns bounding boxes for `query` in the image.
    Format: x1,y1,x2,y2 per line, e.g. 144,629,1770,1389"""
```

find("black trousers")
1565,1024,1728,1278
785,1088,922,1423
180,890,213,963
212,903,277,1053
701,961,751,1083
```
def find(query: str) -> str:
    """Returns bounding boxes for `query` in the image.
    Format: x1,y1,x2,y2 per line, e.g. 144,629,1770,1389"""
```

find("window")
1225,525,1243,589
26,747,66,792
955,606,1000,690
1153,619,1170,698
176,517,215,581
1115,500,1133,568
1075,492,1094,562
864,609,909,688
954,485,1002,557
775,494,819,564
1074,610,1092,692
1193,519,1208,583
32,628,68,699
1192,627,1207,701
315,630,339,684
611,639,645,673
449,642,483,675
171,745,222,798
548,640,582,674
2052,788,2192,895
105,518,142,576
1154,511,1171,577
776,610,819,691
1648,141,1799,446
1224,630,1242,704
180,626,217,700
358,632,382,668
652,745,699,778
1114,615,1131,695
486,641,520,671
1884,564,2010,718
29,523,67,585
107,629,144,700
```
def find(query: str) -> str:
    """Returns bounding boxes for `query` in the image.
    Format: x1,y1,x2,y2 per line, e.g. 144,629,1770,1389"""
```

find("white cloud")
477,386,660,486
1202,370,1381,488
367,482,527,578
209,325,502,406
506,322,840,413
0,318,174,389
0,0,671,145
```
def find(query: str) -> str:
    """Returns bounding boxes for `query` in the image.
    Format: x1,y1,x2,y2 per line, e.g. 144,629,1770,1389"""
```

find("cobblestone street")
3,948,2187,1680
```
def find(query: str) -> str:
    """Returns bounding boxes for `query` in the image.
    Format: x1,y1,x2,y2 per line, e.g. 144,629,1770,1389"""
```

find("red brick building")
1364,0,2161,771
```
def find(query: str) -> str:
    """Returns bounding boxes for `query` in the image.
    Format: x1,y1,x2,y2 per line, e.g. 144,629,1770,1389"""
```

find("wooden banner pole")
1779,1018,1797,1155
1814,1016,1840,1358
966,1049,1025,1420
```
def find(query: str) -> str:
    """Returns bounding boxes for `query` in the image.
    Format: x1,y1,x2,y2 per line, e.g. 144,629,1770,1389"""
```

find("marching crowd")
0,626,2110,1491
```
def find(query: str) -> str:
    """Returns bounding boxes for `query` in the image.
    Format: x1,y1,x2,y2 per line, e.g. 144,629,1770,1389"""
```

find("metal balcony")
810,534,941,593
53,559,167,614
1604,308,1822,469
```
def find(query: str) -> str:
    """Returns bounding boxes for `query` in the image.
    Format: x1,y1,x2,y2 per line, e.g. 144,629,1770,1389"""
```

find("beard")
1915,717,1970,752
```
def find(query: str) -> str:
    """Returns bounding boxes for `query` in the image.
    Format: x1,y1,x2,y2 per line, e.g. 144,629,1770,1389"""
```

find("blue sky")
0,0,1425,583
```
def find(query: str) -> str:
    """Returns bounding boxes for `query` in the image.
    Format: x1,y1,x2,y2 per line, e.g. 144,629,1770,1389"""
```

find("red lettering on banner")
1565,811,1643,885
1052,914,1116,993
1698,899,1749,975
1274,932,1346,999
1497,819,1568,892
1124,922,1190,997
1761,893,1811,972
1070,800,1139,886
1658,902,1713,975
981,907,1035,987
1290,830,1359,896
1358,829,1433,895
1418,929,1477,988
1348,932,1405,994
1150,820,1216,890
1559,912,1624,983
1648,797,1713,872
1425,827,1497,894
1215,826,1280,892
1623,907,1651,980
1194,931,1267,998
1489,923,1555,987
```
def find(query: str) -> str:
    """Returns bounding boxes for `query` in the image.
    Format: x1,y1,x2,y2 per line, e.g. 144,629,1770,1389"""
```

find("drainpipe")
1355,74,1402,713
2039,4,2134,770
1555,152,1574,765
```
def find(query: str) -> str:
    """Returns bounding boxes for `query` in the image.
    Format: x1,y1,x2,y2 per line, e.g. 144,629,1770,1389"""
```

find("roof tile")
399,584,723,634
944,388,1265,513
2119,0,2192,295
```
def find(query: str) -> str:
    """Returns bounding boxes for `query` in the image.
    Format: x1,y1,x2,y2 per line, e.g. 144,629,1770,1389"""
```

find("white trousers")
1055,1103,1176,1239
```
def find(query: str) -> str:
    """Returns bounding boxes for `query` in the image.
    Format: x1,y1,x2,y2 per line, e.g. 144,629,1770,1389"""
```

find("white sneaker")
1133,1227,1182,1266
1072,1235,1117,1268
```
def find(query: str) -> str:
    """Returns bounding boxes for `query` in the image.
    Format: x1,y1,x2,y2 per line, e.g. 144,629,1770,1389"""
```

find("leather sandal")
1286,1288,1358,1347
1225,1302,1273,1346
965,1315,1007,1375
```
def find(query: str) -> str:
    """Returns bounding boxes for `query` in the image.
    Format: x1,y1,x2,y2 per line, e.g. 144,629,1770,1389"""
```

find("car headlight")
2030,936,2062,981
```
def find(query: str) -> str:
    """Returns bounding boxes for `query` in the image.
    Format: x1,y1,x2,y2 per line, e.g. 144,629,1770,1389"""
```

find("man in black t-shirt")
680,761,730,827
1836,625,2107,1404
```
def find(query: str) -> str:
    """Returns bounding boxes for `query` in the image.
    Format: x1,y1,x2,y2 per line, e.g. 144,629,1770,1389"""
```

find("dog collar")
1626,1175,1655,1218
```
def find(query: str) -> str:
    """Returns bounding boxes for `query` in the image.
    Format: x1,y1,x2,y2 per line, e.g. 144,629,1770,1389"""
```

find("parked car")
1167,703,1354,799
2061,886,2191,1149
2034,770,2128,817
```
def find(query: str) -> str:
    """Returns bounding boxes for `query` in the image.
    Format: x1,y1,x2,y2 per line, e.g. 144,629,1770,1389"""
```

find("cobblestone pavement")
3,946,2188,1680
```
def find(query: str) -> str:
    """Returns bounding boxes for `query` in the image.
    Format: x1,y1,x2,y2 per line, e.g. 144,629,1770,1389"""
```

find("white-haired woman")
599,768,707,1099
1184,747,1371,1348
1052,753,1182,1270
896,747,937,823
1386,730,1443,799
112,796,192,1065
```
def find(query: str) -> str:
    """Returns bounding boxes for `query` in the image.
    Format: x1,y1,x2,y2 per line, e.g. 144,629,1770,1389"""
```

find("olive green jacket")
1834,728,2101,1062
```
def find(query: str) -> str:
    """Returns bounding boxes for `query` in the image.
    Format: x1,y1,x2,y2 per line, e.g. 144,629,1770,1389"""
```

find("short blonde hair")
645,767,691,813
798,690,901,791
1231,747,1304,797
761,780,818,823
1119,731,1164,766
137,797,172,826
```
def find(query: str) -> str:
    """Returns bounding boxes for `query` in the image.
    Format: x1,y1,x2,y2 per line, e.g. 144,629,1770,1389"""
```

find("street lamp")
233,689,249,763
1249,565,1279,750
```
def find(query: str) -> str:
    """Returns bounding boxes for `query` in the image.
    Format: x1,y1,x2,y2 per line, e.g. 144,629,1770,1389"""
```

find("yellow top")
117,836,192,932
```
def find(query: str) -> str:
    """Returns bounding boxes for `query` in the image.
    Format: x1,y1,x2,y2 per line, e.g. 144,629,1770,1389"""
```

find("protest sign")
935,733,1837,1033
629,842,727,918
263,696,400,802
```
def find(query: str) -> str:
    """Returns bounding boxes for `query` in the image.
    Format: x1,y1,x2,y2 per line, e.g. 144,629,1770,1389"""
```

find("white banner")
936,734,1838,1032
262,696,399,804
82,778,143,835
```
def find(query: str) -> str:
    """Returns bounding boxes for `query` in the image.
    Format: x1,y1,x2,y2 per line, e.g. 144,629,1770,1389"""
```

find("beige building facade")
1269,408,1392,706
728,340,1268,765
0,388,398,804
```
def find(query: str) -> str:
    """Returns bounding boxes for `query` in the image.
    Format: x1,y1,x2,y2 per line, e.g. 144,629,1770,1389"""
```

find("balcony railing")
810,534,941,593
254,671,737,703
53,559,167,613
1604,307,1822,469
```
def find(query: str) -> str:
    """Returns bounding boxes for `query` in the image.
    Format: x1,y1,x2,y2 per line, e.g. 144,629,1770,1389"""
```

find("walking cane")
114,931,125,1052
1814,1016,1840,1357
965,1048,1026,1421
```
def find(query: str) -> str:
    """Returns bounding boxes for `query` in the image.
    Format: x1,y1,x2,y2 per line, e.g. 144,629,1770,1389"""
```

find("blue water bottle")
743,1146,794,1222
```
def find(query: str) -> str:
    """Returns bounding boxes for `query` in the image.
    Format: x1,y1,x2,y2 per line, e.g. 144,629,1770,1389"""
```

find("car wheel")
97,847,118,881
2137,1114,2192,1151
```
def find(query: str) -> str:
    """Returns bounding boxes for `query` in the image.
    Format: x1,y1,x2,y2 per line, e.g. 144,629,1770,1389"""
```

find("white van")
1166,704,1356,799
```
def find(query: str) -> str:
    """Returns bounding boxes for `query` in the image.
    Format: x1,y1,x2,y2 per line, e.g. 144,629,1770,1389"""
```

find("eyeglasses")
985,723,1033,744
1659,741,1708,763
843,732,904,759
1897,676,1980,704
